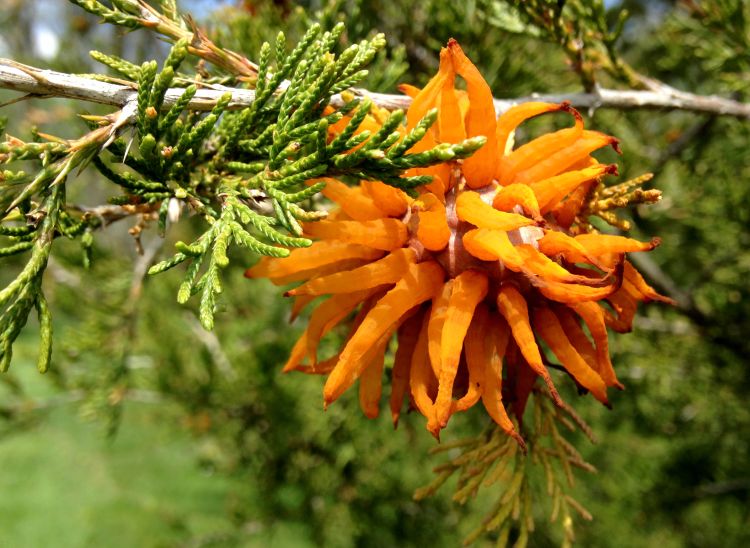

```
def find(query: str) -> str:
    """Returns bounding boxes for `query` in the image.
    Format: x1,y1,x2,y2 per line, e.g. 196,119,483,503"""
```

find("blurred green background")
1,0,749,546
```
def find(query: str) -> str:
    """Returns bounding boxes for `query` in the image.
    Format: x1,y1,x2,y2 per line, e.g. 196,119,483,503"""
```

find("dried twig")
2,58,749,119
69,203,160,227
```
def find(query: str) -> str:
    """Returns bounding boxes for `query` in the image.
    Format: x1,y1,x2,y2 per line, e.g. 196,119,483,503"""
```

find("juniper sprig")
0,0,488,373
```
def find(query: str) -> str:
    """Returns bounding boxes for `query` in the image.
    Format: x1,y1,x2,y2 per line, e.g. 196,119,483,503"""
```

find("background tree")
0,1,748,546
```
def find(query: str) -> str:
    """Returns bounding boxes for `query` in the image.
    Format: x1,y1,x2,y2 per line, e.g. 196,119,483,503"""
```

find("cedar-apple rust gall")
245,40,673,444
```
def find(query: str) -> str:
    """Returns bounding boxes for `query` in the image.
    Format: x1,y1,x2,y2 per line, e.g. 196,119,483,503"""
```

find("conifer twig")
2,58,749,119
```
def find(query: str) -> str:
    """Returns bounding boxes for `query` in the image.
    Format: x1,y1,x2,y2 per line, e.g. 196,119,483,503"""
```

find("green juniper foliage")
0,2,484,363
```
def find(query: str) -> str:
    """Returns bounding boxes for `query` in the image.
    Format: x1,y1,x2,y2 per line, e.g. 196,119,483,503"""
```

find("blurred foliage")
1,0,749,546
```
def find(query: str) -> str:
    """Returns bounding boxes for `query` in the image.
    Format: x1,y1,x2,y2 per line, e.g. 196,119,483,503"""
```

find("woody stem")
2,59,750,119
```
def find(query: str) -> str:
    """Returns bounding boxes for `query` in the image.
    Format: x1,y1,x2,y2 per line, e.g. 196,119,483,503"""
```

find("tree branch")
2,58,750,119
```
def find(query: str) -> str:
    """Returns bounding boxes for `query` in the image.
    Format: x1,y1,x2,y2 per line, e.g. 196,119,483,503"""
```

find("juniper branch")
2,59,749,119
2,27,483,337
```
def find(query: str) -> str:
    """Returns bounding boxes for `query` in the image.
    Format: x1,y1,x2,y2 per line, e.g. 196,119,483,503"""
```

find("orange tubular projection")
246,41,671,443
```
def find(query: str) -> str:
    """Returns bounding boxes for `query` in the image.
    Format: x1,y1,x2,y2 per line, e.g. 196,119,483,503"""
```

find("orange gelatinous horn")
604,288,638,333
462,228,524,270
302,218,408,251
496,284,563,406
536,278,619,304
434,270,489,429
570,301,624,389
358,337,388,419
437,48,466,144
319,178,385,221
495,102,567,162
453,303,489,413
398,83,421,99
353,302,417,414
245,241,384,281
537,230,611,271
492,183,542,220
390,311,425,427
361,180,410,217
456,190,535,231
289,294,316,322
552,178,598,229
533,307,610,405
283,288,382,371
405,46,453,132
513,130,619,185
499,107,584,184
250,257,370,286
287,247,416,296
416,193,452,251
427,281,454,378
531,164,617,213
574,234,661,257
481,315,526,448
622,260,676,304
553,305,600,373
515,244,608,286
324,261,445,405
409,312,438,431
447,39,498,188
